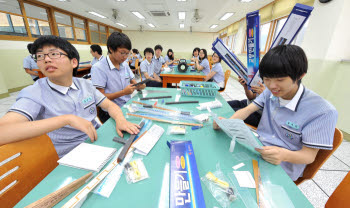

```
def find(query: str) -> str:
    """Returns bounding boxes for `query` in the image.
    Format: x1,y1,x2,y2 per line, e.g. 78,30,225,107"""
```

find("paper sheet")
133,124,164,155
233,171,256,188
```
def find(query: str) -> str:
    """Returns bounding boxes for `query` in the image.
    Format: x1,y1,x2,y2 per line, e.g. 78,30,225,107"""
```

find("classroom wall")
123,31,216,59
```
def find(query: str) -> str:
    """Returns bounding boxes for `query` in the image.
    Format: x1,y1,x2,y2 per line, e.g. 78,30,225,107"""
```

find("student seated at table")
213,45,338,181
164,49,176,65
128,48,142,70
140,47,163,88
80,44,104,68
0,35,140,158
23,43,39,81
91,32,146,123
227,77,265,127
194,49,210,75
191,47,200,62
153,44,167,76
203,52,225,91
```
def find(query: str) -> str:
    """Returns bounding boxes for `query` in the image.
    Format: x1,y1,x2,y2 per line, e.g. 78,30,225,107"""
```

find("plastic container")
179,81,220,97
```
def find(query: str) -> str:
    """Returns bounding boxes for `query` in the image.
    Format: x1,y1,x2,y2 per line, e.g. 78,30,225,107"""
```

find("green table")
15,87,312,208
160,66,206,88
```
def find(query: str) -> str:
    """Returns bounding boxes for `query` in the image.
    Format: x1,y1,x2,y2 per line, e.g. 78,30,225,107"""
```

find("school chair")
0,134,59,208
325,170,350,208
32,69,45,78
138,67,143,81
132,59,140,77
294,128,343,186
218,70,231,93
210,62,213,70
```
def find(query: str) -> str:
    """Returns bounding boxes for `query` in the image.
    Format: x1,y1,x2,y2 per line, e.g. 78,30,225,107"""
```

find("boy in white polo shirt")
214,45,338,181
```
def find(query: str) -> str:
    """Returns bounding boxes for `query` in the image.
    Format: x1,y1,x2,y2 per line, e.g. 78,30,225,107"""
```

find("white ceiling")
37,0,273,32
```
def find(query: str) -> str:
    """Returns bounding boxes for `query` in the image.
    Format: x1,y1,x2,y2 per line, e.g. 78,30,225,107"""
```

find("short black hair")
27,43,33,53
132,48,139,54
199,48,207,60
259,45,308,83
144,47,154,56
213,52,221,62
192,47,200,56
90,44,102,55
154,44,163,52
167,49,174,60
107,32,132,54
31,35,80,76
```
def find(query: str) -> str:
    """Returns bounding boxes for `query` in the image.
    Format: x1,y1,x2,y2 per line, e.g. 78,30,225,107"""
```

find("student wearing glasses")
0,35,140,158
204,52,225,91
194,49,210,75
91,32,146,123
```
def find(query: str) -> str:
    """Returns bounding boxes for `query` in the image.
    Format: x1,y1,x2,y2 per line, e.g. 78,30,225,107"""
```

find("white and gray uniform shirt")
23,55,39,80
8,77,106,158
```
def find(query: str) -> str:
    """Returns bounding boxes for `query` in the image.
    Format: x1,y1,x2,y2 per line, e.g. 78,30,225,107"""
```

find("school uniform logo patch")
89,107,95,114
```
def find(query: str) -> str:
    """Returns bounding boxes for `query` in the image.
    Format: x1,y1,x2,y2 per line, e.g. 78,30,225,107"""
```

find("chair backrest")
325,171,350,208
138,67,143,81
135,59,139,70
294,128,343,185
0,135,59,208
218,70,231,92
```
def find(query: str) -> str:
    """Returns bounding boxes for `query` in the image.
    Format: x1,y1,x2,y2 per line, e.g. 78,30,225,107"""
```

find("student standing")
0,35,140,158
213,45,338,181
91,32,145,123
140,47,163,87
23,43,39,81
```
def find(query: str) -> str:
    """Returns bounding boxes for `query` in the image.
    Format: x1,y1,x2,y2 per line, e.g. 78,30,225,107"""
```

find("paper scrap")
232,163,245,170
233,171,256,188
133,124,164,155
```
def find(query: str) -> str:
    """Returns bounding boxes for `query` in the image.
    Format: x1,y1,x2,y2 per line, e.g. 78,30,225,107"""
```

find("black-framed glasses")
33,52,68,61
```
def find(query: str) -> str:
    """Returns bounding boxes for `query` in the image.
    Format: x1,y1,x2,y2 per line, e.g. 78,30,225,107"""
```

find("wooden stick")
132,101,177,112
25,172,93,208
252,160,260,208
127,113,203,127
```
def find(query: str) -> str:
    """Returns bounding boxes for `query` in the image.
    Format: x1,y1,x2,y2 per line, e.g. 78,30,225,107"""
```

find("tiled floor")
1,77,348,208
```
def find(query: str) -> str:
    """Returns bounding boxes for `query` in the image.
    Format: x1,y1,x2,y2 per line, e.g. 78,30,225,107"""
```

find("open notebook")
58,143,117,172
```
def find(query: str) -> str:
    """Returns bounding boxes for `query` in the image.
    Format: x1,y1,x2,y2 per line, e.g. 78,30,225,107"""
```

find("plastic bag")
124,158,149,184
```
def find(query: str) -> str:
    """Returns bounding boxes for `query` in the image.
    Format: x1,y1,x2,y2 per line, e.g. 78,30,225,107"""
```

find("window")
227,35,233,51
24,3,51,37
243,21,273,54
89,22,107,44
260,22,272,53
73,17,86,42
55,11,74,40
232,33,238,52
272,17,287,43
0,0,27,36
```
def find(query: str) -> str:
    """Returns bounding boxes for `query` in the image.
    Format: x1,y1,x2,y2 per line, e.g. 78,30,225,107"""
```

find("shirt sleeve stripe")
253,100,263,109
96,97,106,106
8,108,34,121
303,142,333,150
93,84,105,89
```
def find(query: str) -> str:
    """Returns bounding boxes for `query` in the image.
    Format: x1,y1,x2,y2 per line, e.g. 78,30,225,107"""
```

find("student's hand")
255,146,287,165
66,115,97,142
137,83,146,90
115,119,140,138
238,76,247,88
213,117,225,130
123,84,136,95
251,82,265,94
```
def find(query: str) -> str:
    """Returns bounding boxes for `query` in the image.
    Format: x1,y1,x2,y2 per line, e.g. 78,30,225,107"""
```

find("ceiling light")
116,22,127,27
88,11,106,19
131,11,145,19
147,23,155,28
57,0,70,2
116,0,126,1
210,24,218,29
219,12,234,20
239,0,253,2
179,23,184,28
178,12,186,20
176,0,187,2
